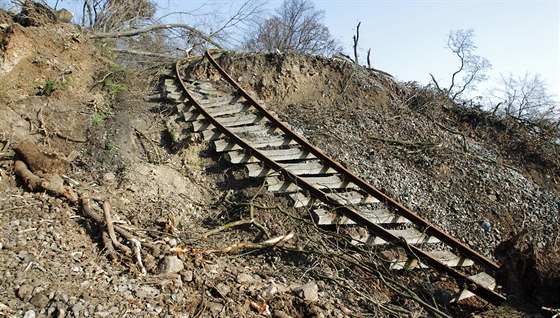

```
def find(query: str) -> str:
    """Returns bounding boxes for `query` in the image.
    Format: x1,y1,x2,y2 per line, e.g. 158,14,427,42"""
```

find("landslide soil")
1,15,559,318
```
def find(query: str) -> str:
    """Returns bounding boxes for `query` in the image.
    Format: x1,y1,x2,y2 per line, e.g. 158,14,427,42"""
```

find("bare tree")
81,0,156,32
430,29,491,101
490,73,559,121
244,0,342,56
88,0,265,64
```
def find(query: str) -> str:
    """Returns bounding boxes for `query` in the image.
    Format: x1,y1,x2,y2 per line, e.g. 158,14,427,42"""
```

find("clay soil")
1,14,559,318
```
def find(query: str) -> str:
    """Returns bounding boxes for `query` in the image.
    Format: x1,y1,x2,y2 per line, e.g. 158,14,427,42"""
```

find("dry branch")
180,233,294,255
108,48,175,59
91,23,223,49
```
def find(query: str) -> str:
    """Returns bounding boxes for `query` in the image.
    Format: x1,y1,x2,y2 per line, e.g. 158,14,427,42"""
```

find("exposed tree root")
14,160,78,202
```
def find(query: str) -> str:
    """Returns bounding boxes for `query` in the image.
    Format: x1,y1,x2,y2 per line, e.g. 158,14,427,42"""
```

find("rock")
103,172,116,182
30,292,49,308
158,255,184,274
481,220,491,232
168,238,178,247
17,284,34,301
181,270,193,282
295,282,319,302
273,311,293,318
214,283,231,298
136,286,159,299
23,310,36,318
236,273,254,284
72,302,85,317
261,285,278,299
206,301,223,313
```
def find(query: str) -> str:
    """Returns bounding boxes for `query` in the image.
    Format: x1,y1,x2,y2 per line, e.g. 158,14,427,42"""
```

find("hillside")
1,8,559,318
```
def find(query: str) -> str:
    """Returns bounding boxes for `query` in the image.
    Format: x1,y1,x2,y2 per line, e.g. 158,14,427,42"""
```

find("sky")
312,1,559,101
24,0,560,101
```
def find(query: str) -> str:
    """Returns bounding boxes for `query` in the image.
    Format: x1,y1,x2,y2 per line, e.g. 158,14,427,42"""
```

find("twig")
205,183,272,238
54,132,87,143
133,126,161,163
37,107,51,147
0,151,15,158
203,232,295,254
202,219,254,237
108,48,175,59
432,119,468,151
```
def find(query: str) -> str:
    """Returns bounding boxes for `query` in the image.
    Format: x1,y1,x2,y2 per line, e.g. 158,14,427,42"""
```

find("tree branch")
91,23,223,49
108,47,175,59
429,73,443,94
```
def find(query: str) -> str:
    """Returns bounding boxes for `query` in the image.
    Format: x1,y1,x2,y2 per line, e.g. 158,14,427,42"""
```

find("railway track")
163,49,507,305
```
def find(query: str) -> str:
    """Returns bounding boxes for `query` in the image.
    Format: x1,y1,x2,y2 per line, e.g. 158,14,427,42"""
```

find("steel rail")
174,52,506,304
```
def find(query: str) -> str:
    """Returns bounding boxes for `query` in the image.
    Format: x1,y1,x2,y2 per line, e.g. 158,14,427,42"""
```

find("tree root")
81,194,154,274
14,160,78,202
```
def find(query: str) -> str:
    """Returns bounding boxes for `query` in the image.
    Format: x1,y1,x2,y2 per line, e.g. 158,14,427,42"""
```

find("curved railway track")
163,49,507,305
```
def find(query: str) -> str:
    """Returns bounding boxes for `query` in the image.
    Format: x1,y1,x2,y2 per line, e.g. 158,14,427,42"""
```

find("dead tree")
353,21,360,64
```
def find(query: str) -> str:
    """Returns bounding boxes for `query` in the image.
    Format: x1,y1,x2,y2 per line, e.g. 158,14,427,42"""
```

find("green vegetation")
106,142,117,151
40,79,66,96
91,113,104,125
96,63,128,98
108,83,127,95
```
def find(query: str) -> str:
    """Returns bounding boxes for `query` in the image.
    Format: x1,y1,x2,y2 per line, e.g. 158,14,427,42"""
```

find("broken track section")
163,49,506,305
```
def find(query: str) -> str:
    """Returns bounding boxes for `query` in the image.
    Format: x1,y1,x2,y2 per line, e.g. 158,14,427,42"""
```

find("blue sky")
31,0,560,101
312,1,559,100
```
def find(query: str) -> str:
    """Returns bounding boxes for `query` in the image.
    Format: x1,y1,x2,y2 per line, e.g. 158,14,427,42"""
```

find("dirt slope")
1,9,559,318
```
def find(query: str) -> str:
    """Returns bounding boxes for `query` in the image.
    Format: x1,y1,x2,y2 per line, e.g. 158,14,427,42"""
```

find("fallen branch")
204,184,271,238
174,232,295,255
133,126,161,163
108,48,176,59
91,23,223,50
101,231,118,260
